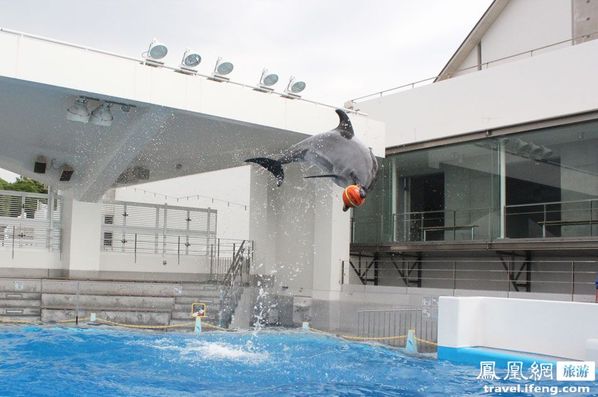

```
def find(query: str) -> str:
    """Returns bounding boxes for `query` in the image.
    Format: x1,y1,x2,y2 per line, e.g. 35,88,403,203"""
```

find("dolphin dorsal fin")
335,109,354,139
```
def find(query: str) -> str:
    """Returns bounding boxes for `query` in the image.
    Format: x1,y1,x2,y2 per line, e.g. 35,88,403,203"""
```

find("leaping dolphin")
245,109,379,211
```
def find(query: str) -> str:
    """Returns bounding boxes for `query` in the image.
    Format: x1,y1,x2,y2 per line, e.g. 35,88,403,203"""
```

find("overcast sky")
0,0,492,182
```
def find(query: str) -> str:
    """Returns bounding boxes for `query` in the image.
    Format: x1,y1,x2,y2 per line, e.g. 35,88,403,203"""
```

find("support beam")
77,108,171,202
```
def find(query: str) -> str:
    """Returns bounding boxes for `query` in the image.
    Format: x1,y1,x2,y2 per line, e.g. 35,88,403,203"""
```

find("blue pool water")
0,326,594,396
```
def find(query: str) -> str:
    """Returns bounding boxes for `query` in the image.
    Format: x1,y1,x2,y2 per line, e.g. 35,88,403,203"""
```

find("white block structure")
438,296,598,363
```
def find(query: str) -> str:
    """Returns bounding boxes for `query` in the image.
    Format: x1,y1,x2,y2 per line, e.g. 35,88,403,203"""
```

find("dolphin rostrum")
245,109,379,210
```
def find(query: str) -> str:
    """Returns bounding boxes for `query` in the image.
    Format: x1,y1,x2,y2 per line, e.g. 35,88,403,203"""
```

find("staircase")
0,243,253,329
0,278,42,322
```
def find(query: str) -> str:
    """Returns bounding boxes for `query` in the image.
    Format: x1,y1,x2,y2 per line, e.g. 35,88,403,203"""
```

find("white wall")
450,0,572,78
438,296,598,360
249,166,317,296
249,164,351,298
61,198,102,272
99,252,209,274
115,166,250,240
360,38,598,147
0,250,62,270
481,0,572,65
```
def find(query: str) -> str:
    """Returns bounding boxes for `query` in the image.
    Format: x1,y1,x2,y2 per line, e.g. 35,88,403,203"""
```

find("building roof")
435,0,510,81
0,28,385,202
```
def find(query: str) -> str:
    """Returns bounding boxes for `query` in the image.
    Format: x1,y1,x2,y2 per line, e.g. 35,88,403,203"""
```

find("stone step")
41,309,171,325
0,307,40,316
0,315,41,322
173,302,216,312
41,279,181,297
0,279,41,293
177,289,221,298
0,292,40,300
181,282,221,290
175,296,221,305
0,299,41,308
41,294,174,312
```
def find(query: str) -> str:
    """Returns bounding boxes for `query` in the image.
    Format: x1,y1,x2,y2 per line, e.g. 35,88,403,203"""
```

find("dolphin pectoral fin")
245,157,284,186
304,174,340,179
335,109,354,140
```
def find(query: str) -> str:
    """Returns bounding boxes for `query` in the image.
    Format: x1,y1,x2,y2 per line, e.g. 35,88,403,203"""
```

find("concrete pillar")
62,197,102,277
248,166,350,298
312,179,350,300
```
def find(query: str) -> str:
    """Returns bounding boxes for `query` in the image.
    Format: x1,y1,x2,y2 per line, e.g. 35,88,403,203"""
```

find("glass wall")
352,118,598,244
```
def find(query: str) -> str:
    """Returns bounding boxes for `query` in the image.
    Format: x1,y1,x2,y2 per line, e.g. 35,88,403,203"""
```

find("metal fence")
357,307,438,353
101,199,253,279
352,198,598,244
101,200,217,255
0,190,62,254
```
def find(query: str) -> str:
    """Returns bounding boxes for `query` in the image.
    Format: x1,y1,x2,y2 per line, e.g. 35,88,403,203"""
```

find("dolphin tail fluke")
245,157,284,186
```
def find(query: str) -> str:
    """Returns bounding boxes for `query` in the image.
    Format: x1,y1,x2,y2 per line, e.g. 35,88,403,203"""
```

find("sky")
0,0,492,182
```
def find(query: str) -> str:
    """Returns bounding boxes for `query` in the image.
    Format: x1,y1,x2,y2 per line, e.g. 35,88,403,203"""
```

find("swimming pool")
0,326,593,396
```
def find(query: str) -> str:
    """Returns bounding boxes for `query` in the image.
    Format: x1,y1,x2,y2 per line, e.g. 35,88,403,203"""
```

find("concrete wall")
249,164,351,299
438,296,598,361
0,250,62,271
360,38,598,147
99,252,210,274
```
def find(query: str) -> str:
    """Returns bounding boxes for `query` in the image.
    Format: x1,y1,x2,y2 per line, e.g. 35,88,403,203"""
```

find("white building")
348,0,598,300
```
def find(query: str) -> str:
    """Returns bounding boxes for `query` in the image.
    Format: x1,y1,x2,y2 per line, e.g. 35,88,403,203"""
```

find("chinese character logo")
477,361,499,381
504,361,527,380
556,361,595,381
528,361,553,381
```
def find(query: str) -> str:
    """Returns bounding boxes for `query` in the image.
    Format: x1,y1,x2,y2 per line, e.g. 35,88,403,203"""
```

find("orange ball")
343,185,365,209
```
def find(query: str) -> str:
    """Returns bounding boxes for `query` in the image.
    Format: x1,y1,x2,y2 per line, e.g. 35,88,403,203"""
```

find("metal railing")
357,308,437,353
344,258,598,298
352,207,498,244
352,198,598,244
0,190,62,254
218,240,252,327
505,198,598,239
351,31,598,103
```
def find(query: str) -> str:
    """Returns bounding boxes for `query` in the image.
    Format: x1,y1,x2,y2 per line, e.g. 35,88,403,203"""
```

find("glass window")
352,118,598,244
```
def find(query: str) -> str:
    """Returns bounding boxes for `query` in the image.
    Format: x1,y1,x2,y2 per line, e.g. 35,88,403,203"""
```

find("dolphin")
245,109,379,211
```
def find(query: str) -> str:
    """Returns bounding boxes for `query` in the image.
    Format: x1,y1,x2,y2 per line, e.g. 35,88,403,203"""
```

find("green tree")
4,177,47,193
0,177,48,218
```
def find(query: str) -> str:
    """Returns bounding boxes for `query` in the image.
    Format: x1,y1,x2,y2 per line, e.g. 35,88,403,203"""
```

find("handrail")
222,240,247,287
505,198,598,208
218,240,251,327
103,199,217,214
